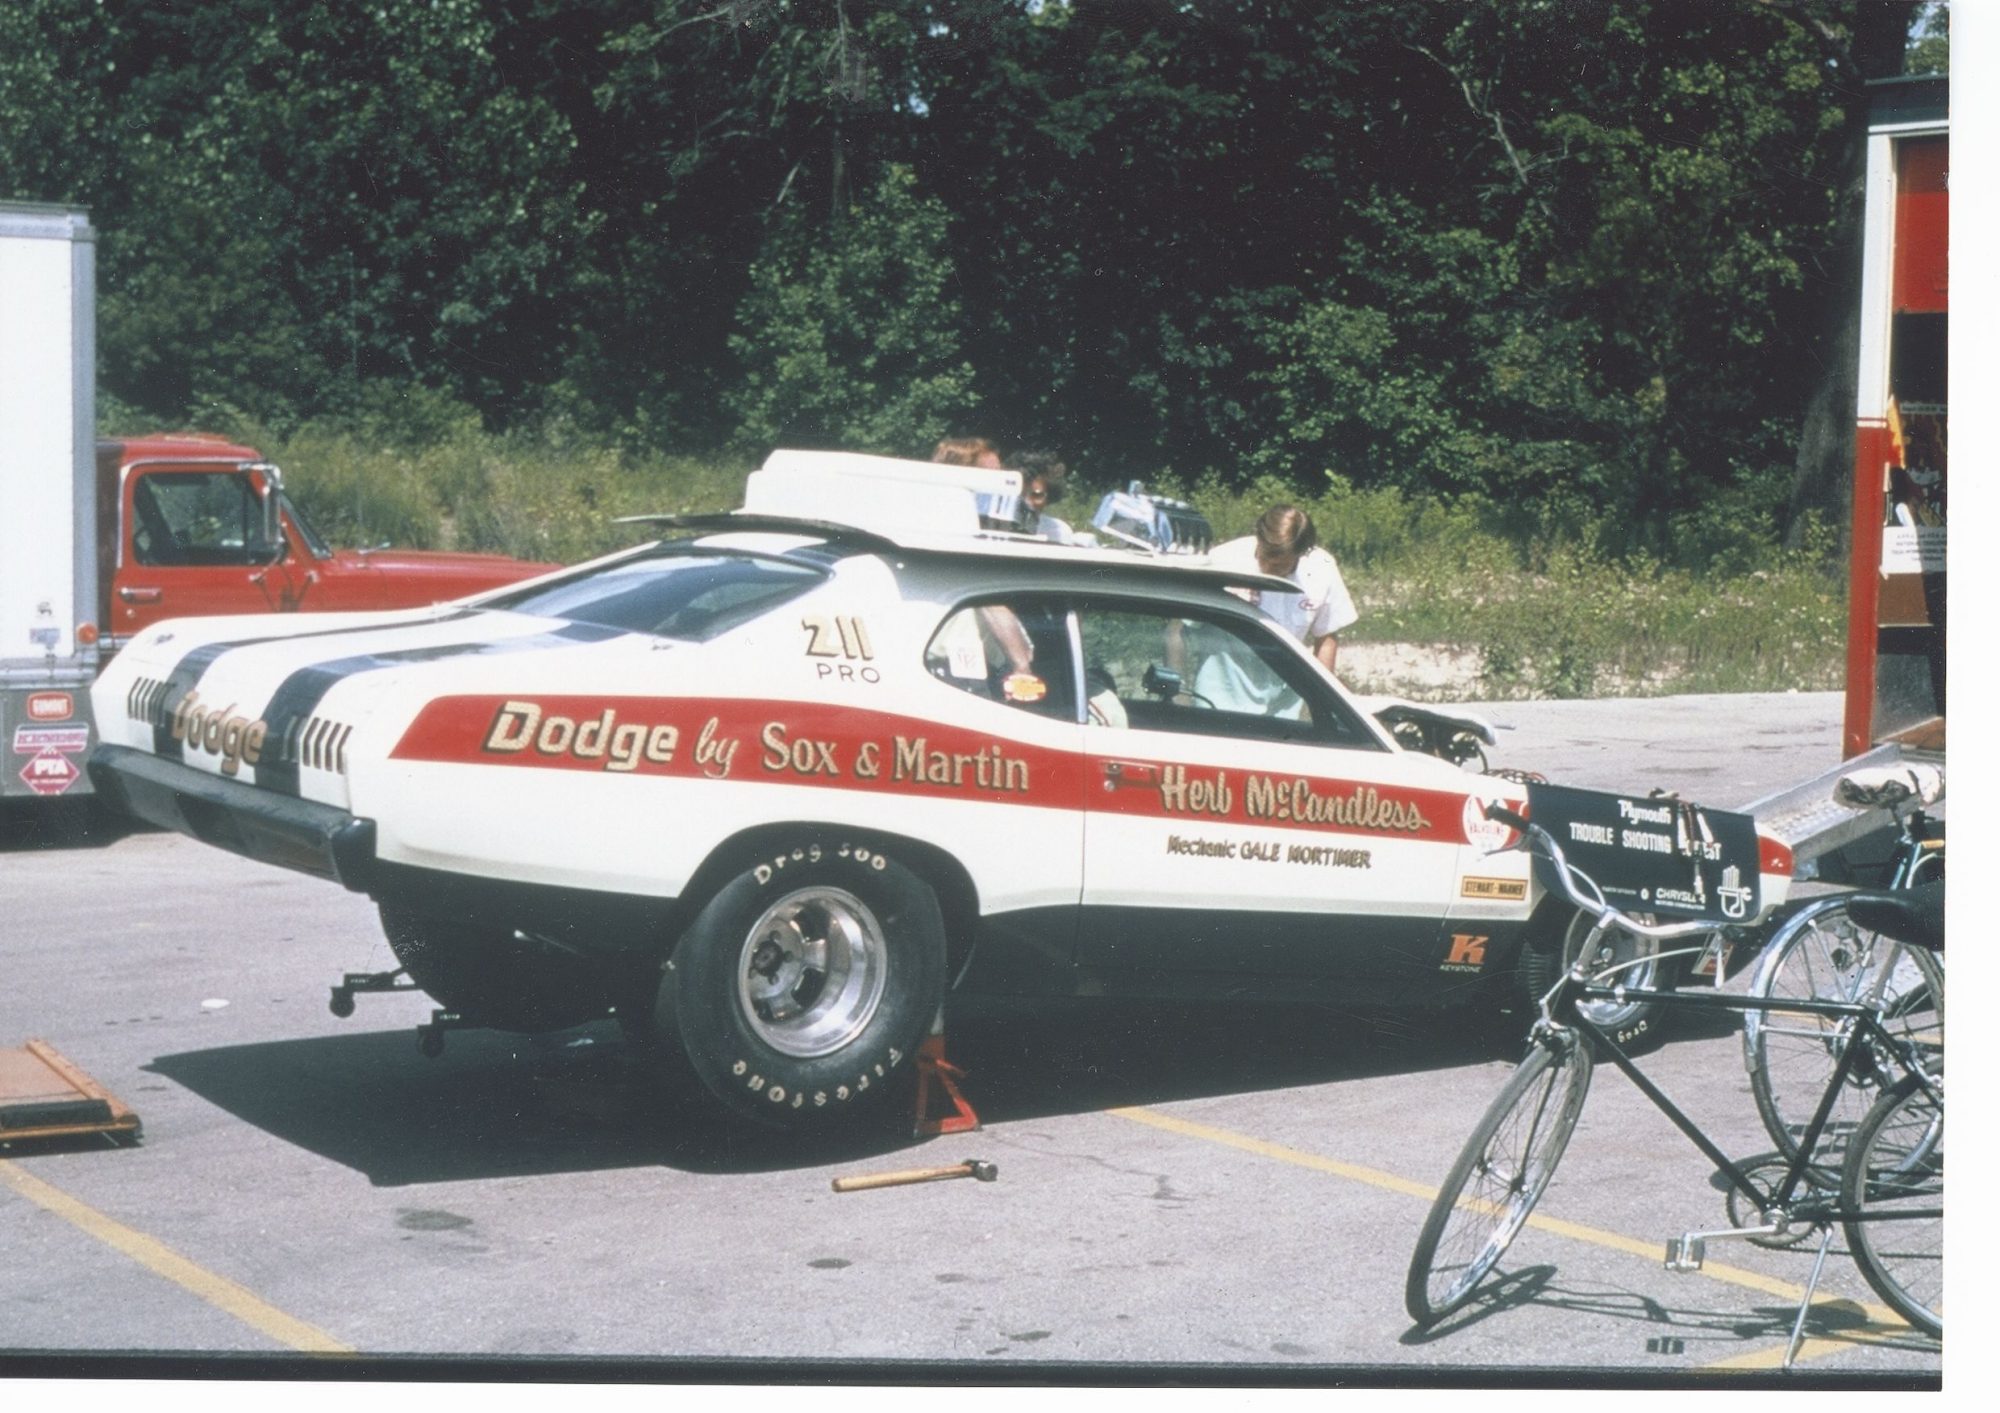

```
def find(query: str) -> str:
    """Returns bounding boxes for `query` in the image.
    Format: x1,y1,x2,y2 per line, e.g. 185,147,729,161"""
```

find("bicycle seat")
1834,763,1944,810
1846,882,1944,952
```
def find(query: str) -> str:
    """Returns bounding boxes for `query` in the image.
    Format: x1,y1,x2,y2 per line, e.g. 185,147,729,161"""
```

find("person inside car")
930,437,1037,690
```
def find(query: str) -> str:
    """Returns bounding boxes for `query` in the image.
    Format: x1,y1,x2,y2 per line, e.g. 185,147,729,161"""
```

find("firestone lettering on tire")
727,1046,904,1104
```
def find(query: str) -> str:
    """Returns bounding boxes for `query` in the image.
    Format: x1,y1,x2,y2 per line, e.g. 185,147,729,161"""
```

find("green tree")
726,163,977,453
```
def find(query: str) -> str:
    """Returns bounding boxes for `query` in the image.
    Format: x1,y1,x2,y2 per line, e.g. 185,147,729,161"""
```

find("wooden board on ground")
0,1039,141,1146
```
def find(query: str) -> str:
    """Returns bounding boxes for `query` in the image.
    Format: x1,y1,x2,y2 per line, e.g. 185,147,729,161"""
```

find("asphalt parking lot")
0,691,1942,1383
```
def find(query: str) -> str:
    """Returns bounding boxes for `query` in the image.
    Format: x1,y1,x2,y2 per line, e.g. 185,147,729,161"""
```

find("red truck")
101,432,552,642
1,202,552,810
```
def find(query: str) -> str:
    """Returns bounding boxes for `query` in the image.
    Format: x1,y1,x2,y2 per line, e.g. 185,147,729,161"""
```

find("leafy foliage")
0,0,1933,571
727,164,978,454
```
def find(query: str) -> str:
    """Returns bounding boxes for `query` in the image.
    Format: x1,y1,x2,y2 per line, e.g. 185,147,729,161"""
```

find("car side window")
131,472,275,567
1076,602,1375,747
924,597,1076,721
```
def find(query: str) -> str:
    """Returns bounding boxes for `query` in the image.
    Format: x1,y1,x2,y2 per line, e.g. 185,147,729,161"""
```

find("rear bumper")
88,745,376,892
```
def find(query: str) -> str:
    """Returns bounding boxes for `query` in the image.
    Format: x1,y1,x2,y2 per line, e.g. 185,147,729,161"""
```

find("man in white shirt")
1208,504,1356,671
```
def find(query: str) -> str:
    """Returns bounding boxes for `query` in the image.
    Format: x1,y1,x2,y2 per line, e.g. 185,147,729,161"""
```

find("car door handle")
1100,760,1160,791
118,587,163,604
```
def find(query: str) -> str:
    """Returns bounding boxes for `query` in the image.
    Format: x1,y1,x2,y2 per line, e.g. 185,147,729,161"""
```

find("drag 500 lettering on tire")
657,837,946,1129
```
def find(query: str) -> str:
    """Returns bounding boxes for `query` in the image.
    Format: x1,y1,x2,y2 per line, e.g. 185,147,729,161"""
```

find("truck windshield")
486,548,825,643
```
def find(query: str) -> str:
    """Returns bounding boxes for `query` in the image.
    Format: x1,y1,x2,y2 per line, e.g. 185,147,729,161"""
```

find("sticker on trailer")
14,725,90,755
18,748,81,795
26,692,75,721
1880,525,1945,576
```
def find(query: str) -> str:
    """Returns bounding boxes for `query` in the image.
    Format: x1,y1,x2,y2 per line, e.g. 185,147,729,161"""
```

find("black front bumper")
89,745,377,892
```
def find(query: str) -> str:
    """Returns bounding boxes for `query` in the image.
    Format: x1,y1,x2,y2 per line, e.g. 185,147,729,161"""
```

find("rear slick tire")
1406,1033,1594,1325
656,836,945,1131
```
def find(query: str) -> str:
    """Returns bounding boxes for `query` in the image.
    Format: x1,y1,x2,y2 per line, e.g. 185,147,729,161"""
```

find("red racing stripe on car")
389,694,1473,843
391,695,1092,809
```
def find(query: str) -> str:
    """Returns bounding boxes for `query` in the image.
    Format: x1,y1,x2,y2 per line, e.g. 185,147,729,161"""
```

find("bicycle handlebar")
1482,802,1718,945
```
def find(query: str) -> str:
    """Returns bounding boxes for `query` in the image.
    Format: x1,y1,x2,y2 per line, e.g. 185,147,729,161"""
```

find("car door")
115,467,299,633
918,593,1089,972
1074,599,1473,985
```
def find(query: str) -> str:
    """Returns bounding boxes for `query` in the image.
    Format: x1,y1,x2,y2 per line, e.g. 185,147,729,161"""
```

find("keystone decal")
1439,933,1489,972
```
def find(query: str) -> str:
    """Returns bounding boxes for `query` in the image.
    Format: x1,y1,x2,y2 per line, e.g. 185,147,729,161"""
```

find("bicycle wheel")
1843,1074,1943,1337
1744,898,1943,1173
1405,1034,1594,1325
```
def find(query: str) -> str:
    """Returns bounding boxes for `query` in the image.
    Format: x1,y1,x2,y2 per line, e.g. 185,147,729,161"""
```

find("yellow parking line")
1105,1105,1908,1367
0,1158,353,1355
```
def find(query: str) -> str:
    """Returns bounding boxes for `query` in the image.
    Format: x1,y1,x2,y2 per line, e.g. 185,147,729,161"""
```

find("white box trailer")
0,202,98,802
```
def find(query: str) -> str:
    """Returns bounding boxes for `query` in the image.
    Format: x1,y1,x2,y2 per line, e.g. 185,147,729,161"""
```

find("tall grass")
1139,470,1844,700
211,415,1845,700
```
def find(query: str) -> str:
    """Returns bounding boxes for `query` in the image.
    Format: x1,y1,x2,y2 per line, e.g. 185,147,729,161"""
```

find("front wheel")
1843,1074,1944,1338
1405,1033,1594,1325
656,836,946,1130
1520,910,1676,1050
1743,897,1944,1174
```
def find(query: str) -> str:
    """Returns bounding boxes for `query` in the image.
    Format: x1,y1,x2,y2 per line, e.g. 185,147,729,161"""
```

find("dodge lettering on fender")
89,451,1793,1130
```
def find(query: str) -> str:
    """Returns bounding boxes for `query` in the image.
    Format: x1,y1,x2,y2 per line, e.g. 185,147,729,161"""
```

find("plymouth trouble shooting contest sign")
1525,781,1760,924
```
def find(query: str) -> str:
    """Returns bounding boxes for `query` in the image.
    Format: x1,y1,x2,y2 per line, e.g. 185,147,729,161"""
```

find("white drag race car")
90,452,1793,1129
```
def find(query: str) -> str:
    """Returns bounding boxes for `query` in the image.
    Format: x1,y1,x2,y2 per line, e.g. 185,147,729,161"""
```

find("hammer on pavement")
830,1159,998,1193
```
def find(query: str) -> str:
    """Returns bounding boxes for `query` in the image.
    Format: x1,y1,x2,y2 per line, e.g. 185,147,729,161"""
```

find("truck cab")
103,434,554,643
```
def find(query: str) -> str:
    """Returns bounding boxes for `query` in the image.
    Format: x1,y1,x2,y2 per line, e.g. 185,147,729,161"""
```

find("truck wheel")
655,837,945,1130
1518,908,1679,1051
379,903,612,1034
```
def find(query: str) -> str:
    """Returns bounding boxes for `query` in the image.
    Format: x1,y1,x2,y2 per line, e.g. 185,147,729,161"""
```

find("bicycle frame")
1547,974,1941,1229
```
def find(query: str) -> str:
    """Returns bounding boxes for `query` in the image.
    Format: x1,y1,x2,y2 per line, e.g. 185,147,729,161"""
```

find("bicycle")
1743,764,1943,1172
1405,806,1943,1364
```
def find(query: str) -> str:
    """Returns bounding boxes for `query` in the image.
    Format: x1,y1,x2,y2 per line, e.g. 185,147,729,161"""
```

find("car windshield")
487,548,825,642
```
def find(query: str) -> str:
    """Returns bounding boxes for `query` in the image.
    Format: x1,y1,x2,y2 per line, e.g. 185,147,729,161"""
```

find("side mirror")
246,463,285,561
